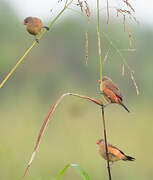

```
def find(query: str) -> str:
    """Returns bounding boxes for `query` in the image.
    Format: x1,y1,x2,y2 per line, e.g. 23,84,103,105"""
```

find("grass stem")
97,0,112,179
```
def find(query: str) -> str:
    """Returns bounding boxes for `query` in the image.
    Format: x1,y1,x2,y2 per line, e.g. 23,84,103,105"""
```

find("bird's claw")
36,38,39,43
43,26,49,31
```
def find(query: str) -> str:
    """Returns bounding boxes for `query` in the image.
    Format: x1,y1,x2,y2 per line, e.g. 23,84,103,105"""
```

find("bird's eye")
24,18,29,24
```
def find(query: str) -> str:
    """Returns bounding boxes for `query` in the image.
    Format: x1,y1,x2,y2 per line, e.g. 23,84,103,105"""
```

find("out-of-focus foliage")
58,163,90,180
0,1,153,180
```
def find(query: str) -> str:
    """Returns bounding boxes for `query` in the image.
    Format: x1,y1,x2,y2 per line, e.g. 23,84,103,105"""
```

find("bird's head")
98,76,110,84
102,76,111,82
23,17,32,25
96,139,104,145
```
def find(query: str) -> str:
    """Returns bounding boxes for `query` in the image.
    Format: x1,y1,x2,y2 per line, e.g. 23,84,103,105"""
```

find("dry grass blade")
116,7,139,26
128,27,132,48
123,15,126,32
22,93,70,180
106,0,110,24
122,64,125,76
117,9,131,15
77,0,83,13
85,1,91,21
102,31,133,72
69,93,102,106
22,92,102,180
116,9,119,17
130,72,139,95
102,31,139,95
103,54,108,65
123,0,135,12
85,32,88,64
97,32,101,59
103,47,110,65
132,16,140,25
120,49,136,52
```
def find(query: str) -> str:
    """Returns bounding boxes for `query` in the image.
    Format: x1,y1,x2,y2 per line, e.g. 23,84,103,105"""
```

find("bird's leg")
97,90,105,96
97,91,101,95
103,103,110,108
97,91,110,108
35,36,39,43
109,162,114,167
43,26,50,31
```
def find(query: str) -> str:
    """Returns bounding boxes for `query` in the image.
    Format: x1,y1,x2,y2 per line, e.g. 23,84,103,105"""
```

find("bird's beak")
23,21,26,25
96,141,100,144
98,80,102,84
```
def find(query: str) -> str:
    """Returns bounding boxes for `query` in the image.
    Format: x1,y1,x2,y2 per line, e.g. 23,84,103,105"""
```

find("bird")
98,76,130,112
96,139,135,163
23,17,49,43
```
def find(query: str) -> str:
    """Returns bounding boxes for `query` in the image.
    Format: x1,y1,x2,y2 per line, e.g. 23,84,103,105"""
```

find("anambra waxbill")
23,17,49,43
98,76,130,112
96,139,135,163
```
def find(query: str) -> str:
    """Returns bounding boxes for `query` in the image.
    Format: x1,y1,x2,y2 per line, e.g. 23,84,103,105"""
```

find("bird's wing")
108,143,125,156
104,80,123,100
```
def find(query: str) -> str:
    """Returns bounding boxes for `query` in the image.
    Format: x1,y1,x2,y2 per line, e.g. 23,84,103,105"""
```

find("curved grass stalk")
22,92,102,180
0,0,73,89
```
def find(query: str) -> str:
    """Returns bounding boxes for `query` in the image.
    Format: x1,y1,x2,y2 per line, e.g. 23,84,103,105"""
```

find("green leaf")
71,164,91,180
57,163,90,180
57,163,71,180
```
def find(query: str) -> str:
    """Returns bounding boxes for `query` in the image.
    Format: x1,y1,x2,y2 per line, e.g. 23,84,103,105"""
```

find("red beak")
23,21,26,25
96,140,100,144
98,80,102,84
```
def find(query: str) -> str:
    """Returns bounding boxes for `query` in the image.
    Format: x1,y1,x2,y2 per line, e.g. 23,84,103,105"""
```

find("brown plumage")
96,139,135,163
23,17,49,42
99,76,130,112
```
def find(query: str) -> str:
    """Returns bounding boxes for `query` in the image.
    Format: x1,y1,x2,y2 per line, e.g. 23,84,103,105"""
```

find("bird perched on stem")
96,139,135,163
98,76,130,112
23,17,49,43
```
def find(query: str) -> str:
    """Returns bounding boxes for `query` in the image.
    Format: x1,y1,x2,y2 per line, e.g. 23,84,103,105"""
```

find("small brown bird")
96,139,135,163
23,17,49,43
98,76,130,112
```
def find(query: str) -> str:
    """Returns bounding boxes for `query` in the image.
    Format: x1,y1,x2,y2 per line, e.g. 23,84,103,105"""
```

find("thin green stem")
97,0,112,179
97,0,103,98
0,0,73,89
0,43,36,89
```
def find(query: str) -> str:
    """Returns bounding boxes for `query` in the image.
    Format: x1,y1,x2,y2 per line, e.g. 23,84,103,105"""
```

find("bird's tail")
123,155,135,161
119,101,130,113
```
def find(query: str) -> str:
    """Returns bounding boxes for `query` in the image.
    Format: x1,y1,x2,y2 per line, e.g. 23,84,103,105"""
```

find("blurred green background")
0,1,153,180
